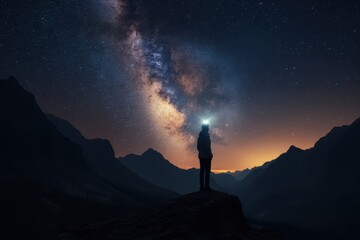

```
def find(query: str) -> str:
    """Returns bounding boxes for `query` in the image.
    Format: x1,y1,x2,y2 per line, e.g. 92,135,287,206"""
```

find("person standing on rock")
197,123,213,191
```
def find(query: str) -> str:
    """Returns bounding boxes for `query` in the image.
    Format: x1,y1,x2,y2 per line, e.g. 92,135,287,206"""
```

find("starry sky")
1,0,359,171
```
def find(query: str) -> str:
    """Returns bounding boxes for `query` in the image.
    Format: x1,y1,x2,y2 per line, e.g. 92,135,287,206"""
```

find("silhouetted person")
197,124,213,191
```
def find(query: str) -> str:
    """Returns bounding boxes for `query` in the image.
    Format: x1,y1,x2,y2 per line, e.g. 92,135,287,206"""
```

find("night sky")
1,0,359,171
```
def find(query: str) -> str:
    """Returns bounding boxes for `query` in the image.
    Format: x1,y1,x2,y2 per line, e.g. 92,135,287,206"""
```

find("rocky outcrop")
67,191,279,240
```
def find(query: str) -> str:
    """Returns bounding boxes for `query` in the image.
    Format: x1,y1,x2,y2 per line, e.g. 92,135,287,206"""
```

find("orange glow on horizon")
210,169,233,173
146,121,341,171
58,107,359,173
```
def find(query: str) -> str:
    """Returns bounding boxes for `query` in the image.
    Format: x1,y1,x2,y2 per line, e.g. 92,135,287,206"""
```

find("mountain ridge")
231,116,360,239
0,76,177,239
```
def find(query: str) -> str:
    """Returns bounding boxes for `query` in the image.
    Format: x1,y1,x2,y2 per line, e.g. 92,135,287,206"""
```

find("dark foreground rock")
65,191,279,240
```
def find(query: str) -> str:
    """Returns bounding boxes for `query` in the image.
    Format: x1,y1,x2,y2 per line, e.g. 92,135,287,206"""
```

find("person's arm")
197,137,200,151
208,135,213,158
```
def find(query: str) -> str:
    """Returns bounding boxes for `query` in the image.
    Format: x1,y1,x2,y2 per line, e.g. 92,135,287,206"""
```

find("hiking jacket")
197,130,213,159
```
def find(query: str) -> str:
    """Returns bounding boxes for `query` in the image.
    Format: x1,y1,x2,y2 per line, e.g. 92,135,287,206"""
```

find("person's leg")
199,158,205,190
205,158,211,188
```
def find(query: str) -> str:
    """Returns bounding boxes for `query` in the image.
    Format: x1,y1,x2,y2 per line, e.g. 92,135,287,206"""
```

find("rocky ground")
64,191,280,240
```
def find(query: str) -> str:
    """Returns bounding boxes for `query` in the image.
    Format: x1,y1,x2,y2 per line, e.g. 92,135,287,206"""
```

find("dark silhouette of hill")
230,168,252,181
0,77,177,239
210,172,238,190
230,161,272,181
232,118,360,239
119,149,228,194
47,114,177,201
66,191,279,240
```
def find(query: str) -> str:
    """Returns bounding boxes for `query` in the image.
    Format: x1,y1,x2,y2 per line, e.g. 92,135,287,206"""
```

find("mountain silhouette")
3,76,358,239
232,118,360,239
119,148,227,194
229,160,272,181
209,171,238,190
66,191,279,240
0,77,177,239
47,114,178,200
230,168,252,181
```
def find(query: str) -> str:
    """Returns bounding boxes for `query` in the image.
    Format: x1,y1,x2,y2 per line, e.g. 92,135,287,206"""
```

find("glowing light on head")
202,119,210,125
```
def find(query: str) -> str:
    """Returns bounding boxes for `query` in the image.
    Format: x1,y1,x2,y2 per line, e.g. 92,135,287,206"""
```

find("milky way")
102,0,241,159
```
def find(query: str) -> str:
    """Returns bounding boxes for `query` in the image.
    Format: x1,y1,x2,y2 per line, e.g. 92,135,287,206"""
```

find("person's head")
201,124,209,132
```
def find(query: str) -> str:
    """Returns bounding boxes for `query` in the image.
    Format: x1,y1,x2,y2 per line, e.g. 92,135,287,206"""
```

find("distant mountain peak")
142,148,164,159
287,145,302,153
